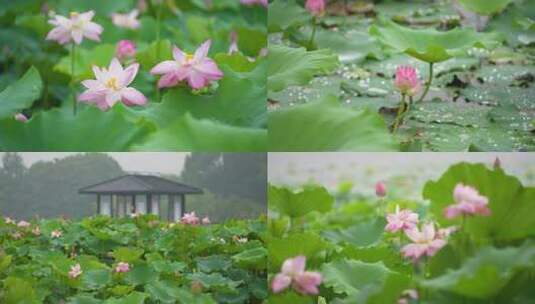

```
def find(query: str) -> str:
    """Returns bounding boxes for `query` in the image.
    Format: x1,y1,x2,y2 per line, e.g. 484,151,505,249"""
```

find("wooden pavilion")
79,174,203,221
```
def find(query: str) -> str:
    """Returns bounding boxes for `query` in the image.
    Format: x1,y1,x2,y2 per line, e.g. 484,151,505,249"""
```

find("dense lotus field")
0,0,267,151
268,0,535,151
0,215,267,303
267,162,535,303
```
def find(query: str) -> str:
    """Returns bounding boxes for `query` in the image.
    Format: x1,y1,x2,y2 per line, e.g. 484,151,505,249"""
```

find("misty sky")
0,153,189,175
268,153,535,198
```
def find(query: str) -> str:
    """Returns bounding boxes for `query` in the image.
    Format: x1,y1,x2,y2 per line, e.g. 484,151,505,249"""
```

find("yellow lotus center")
70,11,79,18
185,53,194,62
105,77,120,90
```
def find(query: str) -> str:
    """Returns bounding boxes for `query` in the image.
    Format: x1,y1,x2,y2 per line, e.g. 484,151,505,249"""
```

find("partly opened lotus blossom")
240,0,268,7
385,205,419,233
115,262,130,273
395,66,421,96
305,0,326,16
51,229,62,238
17,220,30,228
375,181,387,198
46,11,102,45
444,184,491,219
112,9,141,29
228,32,239,54
116,40,136,60
69,263,83,279
4,217,15,225
202,217,211,225
401,223,446,262
150,40,224,90
181,212,200,225
14,113,28,122
271,256,322,295
78,58,147,111
32,226,41,236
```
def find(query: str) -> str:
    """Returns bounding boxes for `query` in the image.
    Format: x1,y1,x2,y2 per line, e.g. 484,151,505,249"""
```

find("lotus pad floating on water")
370,19,502,63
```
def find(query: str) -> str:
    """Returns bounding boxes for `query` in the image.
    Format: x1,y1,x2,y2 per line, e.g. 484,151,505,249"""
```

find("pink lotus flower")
112,9,141,29
51,230,62,238
395,66,421,96
46,11,102,45
78,58,147,110
385,205,419,233
181,212,200,225
69,263,83,279
115,262,130,273
116,40,136,60
305,0,326,17
4,217,15,225
14,113,28,122
401,223,446,262
375,181,387,198
240,0,268,7
32,226,41,236
17,220,30,228
150,40,224,90
444,184,491,219
202,217,211,225
271,256,322,295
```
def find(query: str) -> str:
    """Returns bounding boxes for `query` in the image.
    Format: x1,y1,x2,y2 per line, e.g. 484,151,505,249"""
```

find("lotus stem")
70,42,77,116
308,16,317,50
417,62,434,103
392,94,407,132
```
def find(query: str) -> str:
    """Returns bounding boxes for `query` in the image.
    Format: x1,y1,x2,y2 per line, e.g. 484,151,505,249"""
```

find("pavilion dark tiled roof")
79,174,203,195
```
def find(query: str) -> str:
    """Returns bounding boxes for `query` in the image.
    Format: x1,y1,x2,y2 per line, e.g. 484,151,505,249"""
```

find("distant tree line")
0,153,266,222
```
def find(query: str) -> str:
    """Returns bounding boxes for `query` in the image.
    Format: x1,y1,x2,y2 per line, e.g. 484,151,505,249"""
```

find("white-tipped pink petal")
150,61,180,75
194,40,212,61
172,46,186,63
121,87,147,106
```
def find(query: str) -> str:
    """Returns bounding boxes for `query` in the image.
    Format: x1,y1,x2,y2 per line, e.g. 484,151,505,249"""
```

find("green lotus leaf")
268,44,339,92
423,163,535,243
132,114,267,152
231,247,268,270
422,241,535,299
268,0,311,33
268,292,314,304
196,255,232,273
145,280,182,304
0,66,42,120
268,233,330,271
370,19,501,63
322,218,386,247
3,277,39,304
321,259,410,303
112,247,144,264
124,263,158,286
54,44,116,81
103,292,147,304
81,269,112,291
268,95,398,151
268,184,334,218
0,105,154,151
187,272,241,292
148,63,266,129
458,0,514,15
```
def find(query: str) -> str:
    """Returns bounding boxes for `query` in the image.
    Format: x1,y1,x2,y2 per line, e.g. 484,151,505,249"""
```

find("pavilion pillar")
168,195,174,221
181,194,185,217
96,194,100,215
